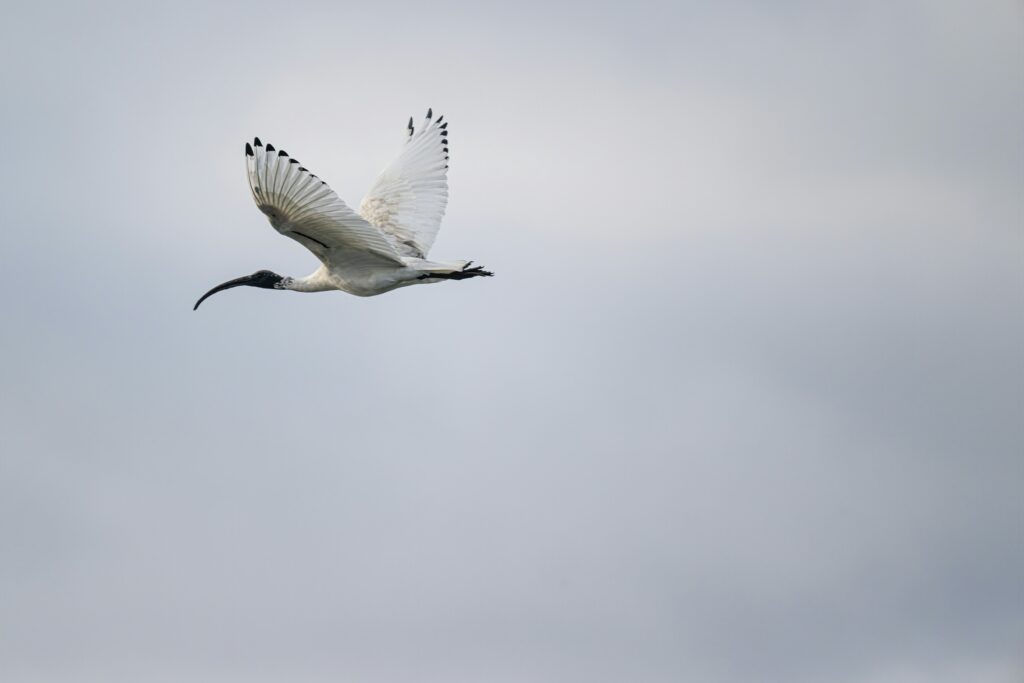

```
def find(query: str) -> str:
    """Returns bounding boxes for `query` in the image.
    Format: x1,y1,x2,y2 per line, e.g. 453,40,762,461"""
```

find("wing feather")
245,138,403,265
359,110,450,258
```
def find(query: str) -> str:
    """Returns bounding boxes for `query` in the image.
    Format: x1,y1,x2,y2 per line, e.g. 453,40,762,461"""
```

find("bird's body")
195,109,491,310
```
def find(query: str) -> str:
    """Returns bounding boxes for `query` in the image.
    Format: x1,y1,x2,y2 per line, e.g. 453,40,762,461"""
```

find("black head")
193,270,285,310
245,270,285,288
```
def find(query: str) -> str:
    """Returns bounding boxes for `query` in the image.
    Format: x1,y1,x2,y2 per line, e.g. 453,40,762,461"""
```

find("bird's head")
193,270,287,310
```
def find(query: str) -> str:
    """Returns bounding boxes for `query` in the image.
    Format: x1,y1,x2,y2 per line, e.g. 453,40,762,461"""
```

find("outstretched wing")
359,109,450,259
245,138,404,265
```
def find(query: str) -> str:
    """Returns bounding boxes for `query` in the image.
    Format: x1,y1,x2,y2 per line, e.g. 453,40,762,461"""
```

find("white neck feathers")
282,267,336,293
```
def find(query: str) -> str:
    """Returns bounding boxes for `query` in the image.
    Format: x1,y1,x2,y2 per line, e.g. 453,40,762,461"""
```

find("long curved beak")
193,274,257,310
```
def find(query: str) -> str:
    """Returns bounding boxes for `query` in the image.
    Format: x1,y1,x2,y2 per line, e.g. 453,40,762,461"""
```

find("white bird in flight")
194,109,492,310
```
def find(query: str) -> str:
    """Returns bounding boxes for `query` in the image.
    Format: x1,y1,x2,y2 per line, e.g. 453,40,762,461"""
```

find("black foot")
418,263,494,281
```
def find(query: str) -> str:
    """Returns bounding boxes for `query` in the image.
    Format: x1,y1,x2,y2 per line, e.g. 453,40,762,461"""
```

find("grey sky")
1,1,1021,681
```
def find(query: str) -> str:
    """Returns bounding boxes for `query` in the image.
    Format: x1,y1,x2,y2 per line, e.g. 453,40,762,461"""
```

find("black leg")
417,263,494,281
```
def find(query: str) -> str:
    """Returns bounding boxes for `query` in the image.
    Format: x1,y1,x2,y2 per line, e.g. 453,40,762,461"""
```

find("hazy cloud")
1,1,1021,681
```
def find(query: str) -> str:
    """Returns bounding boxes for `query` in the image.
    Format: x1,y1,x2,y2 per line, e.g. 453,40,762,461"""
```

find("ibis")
194,109,492,310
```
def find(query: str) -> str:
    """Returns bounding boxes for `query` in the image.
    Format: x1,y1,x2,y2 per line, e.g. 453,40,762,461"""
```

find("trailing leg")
417,262,493,281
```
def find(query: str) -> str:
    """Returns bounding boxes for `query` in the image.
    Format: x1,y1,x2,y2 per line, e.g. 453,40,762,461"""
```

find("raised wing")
245,138,404,265
359,109,450,258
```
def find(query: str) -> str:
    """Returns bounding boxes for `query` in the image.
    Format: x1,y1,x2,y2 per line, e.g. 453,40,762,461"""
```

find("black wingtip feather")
265,143,275,152
427,107,433,119
254,137,262,147
245,142,254,156
280,150,288,157
436,115,444,124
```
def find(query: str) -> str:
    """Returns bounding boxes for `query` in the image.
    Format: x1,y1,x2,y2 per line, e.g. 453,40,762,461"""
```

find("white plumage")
194,109,491,310
359,113,451,259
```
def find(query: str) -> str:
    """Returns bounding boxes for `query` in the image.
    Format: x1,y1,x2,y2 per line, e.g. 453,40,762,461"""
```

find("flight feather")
245,138,404,265
359,110,450,258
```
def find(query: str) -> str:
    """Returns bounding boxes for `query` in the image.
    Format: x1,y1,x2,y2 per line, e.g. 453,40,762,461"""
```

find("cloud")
0,1,1021,682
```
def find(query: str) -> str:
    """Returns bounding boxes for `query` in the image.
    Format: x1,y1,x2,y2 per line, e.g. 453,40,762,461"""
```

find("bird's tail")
404,258,469,274
405,258,493,281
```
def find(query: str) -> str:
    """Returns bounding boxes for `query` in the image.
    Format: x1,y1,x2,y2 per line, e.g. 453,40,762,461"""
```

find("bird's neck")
283,268,335,293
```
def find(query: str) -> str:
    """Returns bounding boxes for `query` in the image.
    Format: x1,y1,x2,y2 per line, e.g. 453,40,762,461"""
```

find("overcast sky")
0,1,1021,681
